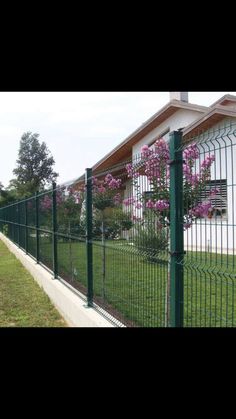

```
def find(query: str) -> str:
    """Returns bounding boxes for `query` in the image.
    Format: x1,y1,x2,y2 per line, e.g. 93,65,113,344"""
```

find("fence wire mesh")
0,122,235,327
180,123,236,327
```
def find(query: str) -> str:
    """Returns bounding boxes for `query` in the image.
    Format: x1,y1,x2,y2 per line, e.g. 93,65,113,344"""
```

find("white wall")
132,109,203,156
184,117,236,254
128,111,236,255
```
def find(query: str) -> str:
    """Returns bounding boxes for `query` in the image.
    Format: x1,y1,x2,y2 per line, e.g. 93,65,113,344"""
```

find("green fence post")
169,130,184,327
52,182,58,278
85,168,93,307
25,197,28,254
35,191,39,263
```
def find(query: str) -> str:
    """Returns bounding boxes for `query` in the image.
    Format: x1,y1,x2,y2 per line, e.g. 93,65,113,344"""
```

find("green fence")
0,125,235,327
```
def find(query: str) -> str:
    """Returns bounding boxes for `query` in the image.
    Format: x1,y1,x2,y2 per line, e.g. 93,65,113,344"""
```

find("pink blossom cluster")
146,199,169,211
184,200,213,230
123,197,142,209
189,201,212,218
183,143,199,160
92,173,123,209
124,137,217,230
183,167,200,185
140,144,152,158
41,195,52,210
201,155,215,169
126,163,139,179
143,139,170,181
41,193,63,210
209,188,220,196
93,174,122,192
104,174,122,189
183,222,192,230
123,197,136,206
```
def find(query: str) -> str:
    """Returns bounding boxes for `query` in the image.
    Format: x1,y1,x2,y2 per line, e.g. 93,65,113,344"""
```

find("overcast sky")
1,91,236,187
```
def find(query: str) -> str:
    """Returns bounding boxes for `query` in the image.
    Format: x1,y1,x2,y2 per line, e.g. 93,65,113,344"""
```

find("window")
199,179,227,219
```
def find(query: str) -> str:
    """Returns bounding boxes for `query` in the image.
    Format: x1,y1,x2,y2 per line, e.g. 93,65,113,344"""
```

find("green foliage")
91,207,133,239
133,216,169,262
93,191,116,211
57,193,85,239
12,132,58,197
0,187,18,207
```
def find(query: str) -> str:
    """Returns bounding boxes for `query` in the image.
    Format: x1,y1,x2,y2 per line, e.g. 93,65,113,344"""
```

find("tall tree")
12,132,58,196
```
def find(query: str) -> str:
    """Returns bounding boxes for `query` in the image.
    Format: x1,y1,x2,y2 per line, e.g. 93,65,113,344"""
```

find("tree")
0,183,18,207
12,132,58,197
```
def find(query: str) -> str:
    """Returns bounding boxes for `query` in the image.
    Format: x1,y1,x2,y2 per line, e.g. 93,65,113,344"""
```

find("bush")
133,219,169,262
91,207,133,240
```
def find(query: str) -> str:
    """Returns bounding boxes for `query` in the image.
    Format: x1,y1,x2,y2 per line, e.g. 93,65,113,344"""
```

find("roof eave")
183,106,236,139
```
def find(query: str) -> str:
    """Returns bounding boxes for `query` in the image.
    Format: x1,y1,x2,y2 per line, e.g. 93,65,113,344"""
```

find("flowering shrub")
125,138,216,231
39,186,85,236
92,173,122,211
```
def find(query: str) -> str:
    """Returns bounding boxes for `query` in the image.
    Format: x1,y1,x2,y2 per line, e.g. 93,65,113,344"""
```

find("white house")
75,92,236,254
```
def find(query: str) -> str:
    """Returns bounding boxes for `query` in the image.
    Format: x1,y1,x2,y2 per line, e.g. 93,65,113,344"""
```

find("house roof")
87,100,207,175
74,94,236,186
210,94,236,108
183,105,236,140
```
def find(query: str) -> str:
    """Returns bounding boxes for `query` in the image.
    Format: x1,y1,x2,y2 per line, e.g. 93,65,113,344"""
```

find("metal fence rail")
0,124,235,327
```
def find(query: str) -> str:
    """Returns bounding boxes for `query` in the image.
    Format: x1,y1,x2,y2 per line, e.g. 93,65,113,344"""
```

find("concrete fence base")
0,233,116,327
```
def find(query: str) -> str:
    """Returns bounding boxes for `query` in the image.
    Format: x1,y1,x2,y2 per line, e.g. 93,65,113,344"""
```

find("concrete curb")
0,233,116,327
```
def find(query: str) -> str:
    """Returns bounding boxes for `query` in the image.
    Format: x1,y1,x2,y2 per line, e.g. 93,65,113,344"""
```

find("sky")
1,91,236,188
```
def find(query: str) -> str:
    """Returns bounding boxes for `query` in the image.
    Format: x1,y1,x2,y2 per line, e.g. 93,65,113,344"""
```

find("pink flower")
108,178,122,189
183,143,199,160
92,177,99,186
141,144,151,157
146,199,155,209
201,155,215,169
184,222,192,230
183,164,191,176
98,186,106,193
125,163,139,179
104,174,113,183
209,188,220,196
154,200,169,211
191,201,212,218
123,197,136,206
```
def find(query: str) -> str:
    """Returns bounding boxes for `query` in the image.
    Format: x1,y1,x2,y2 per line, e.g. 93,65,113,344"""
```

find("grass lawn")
37,237,236,327
0,240,67,327
6,233,236,327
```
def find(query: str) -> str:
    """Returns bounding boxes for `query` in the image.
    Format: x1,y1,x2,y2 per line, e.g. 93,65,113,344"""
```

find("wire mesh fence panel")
181,123,236,327
0,122,235,327
37,190,53,270
91,148,170,327
27,197,37,259
55,184,87,292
